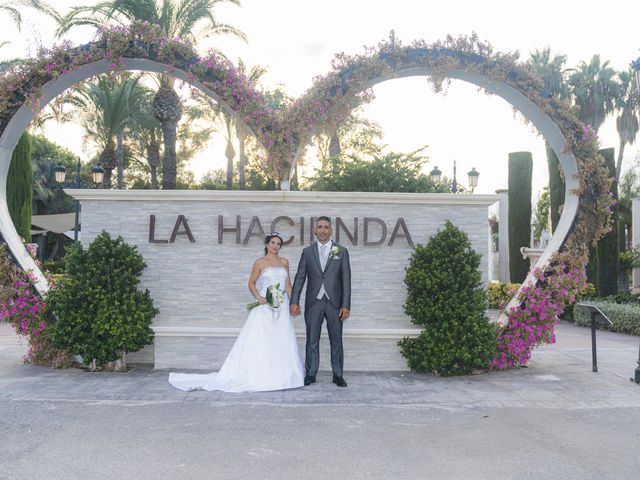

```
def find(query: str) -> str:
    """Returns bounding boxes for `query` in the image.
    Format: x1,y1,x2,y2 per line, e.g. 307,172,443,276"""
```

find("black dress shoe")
332,375,347,387
304,375,316,386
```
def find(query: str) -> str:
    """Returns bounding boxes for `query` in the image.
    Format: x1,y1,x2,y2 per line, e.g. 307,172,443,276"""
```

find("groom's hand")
339,308,350,321
290,304,300,316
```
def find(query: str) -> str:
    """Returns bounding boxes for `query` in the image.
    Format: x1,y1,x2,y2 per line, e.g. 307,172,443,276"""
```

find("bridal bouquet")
247,283,285,311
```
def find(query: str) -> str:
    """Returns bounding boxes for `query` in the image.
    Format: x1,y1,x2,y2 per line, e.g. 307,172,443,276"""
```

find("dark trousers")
305,297,344,377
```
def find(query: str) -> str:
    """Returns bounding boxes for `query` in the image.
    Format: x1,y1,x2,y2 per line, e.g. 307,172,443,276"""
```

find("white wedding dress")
168,266,304,392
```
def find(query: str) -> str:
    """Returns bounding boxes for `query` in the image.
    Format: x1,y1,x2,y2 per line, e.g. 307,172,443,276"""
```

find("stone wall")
70,190,498,371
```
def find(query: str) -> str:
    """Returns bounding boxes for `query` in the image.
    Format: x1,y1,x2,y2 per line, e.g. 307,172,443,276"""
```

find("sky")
2,0,640,196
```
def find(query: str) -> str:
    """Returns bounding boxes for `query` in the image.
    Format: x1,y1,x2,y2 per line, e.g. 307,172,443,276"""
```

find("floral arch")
0,22,278,293
0,26,612,369
285,36,613,367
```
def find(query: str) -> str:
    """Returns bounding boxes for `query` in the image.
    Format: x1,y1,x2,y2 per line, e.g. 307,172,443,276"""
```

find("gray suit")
291,241,351,377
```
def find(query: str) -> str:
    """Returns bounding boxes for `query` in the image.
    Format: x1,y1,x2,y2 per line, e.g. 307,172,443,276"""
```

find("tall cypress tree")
596,147,618,295
508,152,533,283
546,145,565,232
7,133,32,243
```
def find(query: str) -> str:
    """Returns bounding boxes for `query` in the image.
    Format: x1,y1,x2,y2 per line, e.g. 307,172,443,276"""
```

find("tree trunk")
290,164,299,191
102,168,112,189
116,131,124,189
329,131,341,157
153,78,182,190
616,139,625,181
161,120,178,190
238,128,247,190
99,145,116,190
147,142,160,190
225,137,235,190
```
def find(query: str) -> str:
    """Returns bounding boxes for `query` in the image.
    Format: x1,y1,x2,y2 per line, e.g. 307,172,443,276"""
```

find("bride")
169,233,305,392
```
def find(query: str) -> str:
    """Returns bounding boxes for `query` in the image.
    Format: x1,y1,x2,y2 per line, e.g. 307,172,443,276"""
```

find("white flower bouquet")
247,283,285,311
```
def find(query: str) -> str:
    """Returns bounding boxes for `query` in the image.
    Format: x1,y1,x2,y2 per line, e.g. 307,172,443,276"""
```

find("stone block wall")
72,190,498,370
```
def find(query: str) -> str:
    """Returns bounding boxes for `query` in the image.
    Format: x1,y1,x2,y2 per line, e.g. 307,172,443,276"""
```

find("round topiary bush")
398,220,497,376
46,231,158,370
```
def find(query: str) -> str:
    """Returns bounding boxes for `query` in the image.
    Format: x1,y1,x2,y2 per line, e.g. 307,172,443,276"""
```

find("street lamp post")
54,157,104,242
430,160,479,193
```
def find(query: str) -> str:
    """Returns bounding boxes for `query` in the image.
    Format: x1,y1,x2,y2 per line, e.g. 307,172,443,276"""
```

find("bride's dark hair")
264,233,283,255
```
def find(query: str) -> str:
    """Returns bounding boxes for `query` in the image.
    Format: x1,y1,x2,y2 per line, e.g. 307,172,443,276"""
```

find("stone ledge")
66,189,500,205
154,335,411,371
153,326,423,339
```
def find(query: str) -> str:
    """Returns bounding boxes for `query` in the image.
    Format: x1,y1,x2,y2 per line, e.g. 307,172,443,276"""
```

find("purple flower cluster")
491,254,587,369
0,280,48,362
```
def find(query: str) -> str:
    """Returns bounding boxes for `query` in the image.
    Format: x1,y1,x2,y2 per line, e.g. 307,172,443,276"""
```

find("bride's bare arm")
248,260,266,304
283,258,293,298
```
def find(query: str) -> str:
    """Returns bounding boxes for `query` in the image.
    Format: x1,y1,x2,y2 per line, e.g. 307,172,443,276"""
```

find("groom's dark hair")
317,216,331,224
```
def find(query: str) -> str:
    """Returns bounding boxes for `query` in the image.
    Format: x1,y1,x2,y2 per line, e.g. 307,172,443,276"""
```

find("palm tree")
0,1,58,68
236,61,267,189
614,69,639,180
130,92,163,189
188,59,267,189
152,79,182,189
0,0,58,31
528,48,571,232
57,0,246,190
316,113,384,163
568,55,620,133
65,75,146,188
222,114,236,189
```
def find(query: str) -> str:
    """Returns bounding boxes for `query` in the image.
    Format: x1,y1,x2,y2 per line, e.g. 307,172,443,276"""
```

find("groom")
290,216,351,387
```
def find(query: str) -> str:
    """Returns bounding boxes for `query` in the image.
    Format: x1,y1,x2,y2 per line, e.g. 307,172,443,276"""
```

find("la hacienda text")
148,215,414,247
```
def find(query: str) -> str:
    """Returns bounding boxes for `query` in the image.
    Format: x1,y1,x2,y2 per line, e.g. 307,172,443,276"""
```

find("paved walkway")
2,321,640,480
1,320,639,408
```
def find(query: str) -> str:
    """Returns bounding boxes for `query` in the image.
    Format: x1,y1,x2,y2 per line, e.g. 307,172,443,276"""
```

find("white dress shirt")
316,241,331,299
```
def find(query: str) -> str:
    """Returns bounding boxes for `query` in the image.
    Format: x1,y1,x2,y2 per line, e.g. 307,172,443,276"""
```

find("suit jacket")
291,241,351,313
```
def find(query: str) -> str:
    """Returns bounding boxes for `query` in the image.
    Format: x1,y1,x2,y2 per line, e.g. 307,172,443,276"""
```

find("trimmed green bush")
7,132,32,242
508,151,532,283
573,300,640,335
600,292,640,305
487,282,521,309
398,221,497,376
46,231,158,370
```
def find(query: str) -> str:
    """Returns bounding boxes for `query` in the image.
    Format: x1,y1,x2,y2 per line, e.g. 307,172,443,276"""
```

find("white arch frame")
0,58,262,293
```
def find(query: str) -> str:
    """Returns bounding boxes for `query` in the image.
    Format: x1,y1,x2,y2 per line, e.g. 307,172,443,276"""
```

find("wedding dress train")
168,266,304,392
